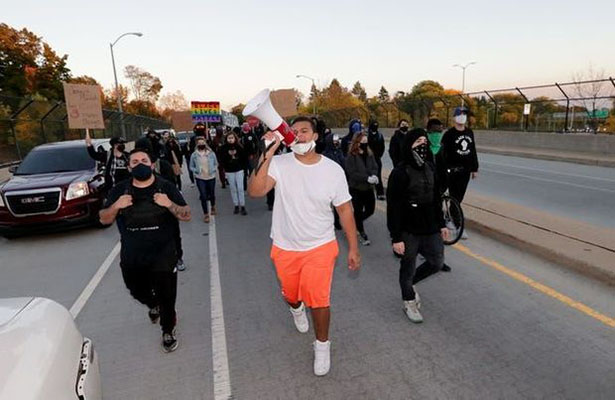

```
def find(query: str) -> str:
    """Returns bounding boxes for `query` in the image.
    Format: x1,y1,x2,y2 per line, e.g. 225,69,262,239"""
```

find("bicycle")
440,167,465,245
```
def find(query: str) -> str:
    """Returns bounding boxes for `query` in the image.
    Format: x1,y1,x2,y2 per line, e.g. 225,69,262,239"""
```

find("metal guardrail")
0,95,171,164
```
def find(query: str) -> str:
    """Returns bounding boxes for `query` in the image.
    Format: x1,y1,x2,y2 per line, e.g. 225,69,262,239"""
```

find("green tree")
124,65,163,103
0,23,70,100
351,81,367,102
378,86,390,102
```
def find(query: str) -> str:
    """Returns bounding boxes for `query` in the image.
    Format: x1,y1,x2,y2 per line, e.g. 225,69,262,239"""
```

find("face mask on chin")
291,140,316,155
454,114,467,125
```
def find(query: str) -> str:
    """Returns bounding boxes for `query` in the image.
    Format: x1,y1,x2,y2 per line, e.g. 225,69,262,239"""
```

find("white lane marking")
70,241,121,318
209,209,232,400
481,160,615,183
481,168,615,194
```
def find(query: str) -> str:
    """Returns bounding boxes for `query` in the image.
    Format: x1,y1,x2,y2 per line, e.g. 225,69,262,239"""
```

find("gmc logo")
21,196,45,204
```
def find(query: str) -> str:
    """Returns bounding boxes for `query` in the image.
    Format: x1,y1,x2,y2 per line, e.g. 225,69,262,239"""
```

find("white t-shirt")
268,152,352,251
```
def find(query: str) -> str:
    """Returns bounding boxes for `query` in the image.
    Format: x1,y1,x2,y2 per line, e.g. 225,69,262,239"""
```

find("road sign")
62,83,105,129
523,103,531,115
191,101,221,123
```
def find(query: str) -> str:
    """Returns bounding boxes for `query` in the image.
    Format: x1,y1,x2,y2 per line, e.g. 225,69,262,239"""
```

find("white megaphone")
242,89,297,148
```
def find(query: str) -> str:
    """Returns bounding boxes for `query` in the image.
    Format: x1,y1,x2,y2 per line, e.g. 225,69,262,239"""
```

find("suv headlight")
66,181,90,200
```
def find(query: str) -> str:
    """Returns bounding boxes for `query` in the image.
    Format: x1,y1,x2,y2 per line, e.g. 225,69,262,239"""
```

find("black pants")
350,188,375,233
399,232,444,301
185,154,195,183
266,188,275,208
375,157,384,196
173,219,183,260
448,169,471,204
121,267,178,334
175,174,182,191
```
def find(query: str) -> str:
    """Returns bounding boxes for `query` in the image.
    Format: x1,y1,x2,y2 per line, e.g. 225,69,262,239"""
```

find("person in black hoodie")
367,120,386,199
164,136,183,191
220,131,248,215
441,107,479,240
85,131,129,188
388,119,410,168
386,128,450,323
323,133,345,229
440,107,479,203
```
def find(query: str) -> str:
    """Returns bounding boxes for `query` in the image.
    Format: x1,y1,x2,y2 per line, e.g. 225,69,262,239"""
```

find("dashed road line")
70,241,120,318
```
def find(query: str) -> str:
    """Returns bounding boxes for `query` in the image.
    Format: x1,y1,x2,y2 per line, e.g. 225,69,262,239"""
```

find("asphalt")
1,167,614,399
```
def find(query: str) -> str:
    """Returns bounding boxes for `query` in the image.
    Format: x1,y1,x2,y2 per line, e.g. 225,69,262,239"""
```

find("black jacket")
219,143,247,173
322,133,345,168
386,130,444,242
388,129,406,167
86,145,130,187
345,151,378,191
440,127,479,172
367,129,385,159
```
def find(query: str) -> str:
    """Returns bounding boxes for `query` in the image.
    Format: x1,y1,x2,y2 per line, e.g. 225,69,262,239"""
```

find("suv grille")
5,189,62,217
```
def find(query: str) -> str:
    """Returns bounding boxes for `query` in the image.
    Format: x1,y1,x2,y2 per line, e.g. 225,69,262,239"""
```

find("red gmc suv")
0,140,110,237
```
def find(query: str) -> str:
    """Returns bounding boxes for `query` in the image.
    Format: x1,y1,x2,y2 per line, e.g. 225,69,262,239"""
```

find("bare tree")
158,90,189,111
572,65,607,132
124,65,163,103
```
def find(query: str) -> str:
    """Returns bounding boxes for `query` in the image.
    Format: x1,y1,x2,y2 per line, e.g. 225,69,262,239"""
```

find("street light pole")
453,61,476,107
110,32,143,139
296,74,316,115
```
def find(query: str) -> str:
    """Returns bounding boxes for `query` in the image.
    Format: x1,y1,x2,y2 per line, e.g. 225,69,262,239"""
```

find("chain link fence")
0,95,171,166
313,79,615,134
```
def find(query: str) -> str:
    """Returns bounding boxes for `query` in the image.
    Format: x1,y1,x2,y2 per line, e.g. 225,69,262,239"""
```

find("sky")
4,0,615,109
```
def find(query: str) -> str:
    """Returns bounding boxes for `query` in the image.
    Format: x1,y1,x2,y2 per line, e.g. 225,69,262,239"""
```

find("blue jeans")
196,178,216,214
226,171,245,206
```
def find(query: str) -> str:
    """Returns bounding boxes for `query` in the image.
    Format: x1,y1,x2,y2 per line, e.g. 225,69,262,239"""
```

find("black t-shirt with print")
104,177,187,271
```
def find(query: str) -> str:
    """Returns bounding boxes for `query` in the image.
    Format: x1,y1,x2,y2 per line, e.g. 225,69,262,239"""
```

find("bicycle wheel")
441,195,464,245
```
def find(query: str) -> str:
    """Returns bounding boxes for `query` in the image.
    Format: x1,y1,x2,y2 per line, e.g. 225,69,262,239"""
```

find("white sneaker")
289,303,309,333
461,230,469,240
313,340,331,376
446,221,456,231
403,300,423,323
413,285,421,309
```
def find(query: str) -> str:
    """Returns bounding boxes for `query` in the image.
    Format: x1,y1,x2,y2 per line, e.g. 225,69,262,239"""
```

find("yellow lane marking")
453,243,615,328
375,203,615,328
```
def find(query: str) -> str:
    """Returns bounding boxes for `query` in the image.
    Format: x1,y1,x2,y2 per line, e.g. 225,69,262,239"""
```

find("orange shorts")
270,240,339,308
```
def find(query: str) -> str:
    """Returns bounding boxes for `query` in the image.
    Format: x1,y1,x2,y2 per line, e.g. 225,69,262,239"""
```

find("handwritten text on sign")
62,83,105,129
191,101,221,123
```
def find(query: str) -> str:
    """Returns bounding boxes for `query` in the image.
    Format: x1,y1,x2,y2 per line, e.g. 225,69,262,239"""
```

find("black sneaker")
233,206,239,214
241,207,247,216
177,259,186,271
148,306,160,324
441,263,452,272
162,330,178,353
359,232,371,246
267,204,273,211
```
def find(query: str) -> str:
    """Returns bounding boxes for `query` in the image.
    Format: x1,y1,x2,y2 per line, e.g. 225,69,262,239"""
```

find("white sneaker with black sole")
403,300,423,323
289,303,309,333
313,340,331,376
162,329,178,353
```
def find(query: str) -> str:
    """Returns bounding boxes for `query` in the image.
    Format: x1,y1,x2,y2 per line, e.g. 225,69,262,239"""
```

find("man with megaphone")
248,115,361,377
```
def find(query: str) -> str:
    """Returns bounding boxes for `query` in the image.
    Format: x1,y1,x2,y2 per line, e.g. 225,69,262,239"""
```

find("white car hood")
0,297,83,400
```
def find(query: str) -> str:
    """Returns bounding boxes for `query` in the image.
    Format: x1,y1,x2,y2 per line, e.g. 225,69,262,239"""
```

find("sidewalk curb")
477,147,615,167
463,205,615,287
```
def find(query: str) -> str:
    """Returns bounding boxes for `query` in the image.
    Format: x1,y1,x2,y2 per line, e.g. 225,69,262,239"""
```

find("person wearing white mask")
440,107,479,239
248,116,361,377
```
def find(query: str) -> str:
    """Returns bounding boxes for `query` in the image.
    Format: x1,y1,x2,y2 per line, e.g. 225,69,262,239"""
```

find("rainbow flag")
191,101,221,123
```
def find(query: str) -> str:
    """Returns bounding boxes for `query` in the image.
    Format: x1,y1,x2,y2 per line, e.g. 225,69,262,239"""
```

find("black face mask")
131,163,153,181
116,144,125,152
333,142,340,148
197,145,206,151
360,143,368,151
400,126,408,133
412,143,428,167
